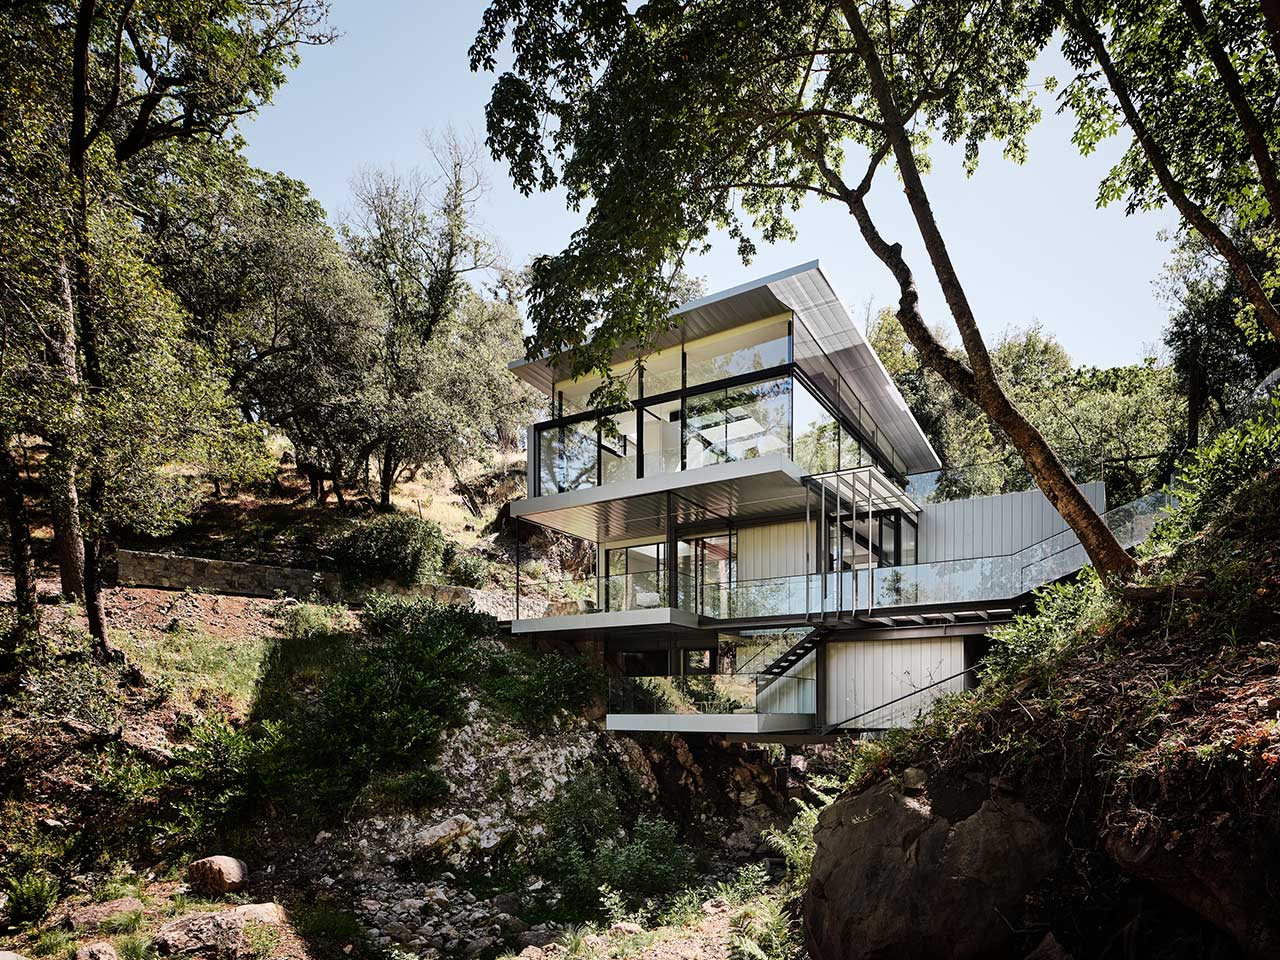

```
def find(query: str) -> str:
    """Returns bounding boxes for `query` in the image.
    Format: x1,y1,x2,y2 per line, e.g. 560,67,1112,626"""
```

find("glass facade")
535,313,909,495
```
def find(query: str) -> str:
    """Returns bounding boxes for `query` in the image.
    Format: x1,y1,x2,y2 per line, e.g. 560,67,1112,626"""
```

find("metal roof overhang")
509,261,942,473
511,458,919,543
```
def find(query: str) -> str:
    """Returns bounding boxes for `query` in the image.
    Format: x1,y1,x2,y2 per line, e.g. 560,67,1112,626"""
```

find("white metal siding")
756,650,817,714
916,482,1106,563
737,520,809,580
826,638,966,729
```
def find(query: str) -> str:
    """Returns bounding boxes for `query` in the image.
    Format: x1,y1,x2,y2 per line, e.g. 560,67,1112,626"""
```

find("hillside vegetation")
799,401,1280,960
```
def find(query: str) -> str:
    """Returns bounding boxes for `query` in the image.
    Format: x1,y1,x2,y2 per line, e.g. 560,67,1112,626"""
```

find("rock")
495,913,529,937
155,903,285,955
518,929,558,949
608,921,644,936
517,949,545,960
901,766,927,793
69,897,145,932
463,938,496,958
414,815,476,854
75,944,117,960
187,856,248,894
492,893,521,915
0,953,28,960
804,779,1057,960
1024,932,1073,960
701,897,730,915
423,887,451,908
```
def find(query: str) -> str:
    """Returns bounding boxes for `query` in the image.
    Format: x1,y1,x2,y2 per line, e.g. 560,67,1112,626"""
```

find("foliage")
446,550,491,589
1152,397,1280,545
479,643,603,729
328,514,447,588
115,935,155,960
4,869,59,924
533,767,691,920
870,310,1184,502
296,595,480,801
727,897,801,960
762,780,839,894
291,903,367,959
31,928,75,959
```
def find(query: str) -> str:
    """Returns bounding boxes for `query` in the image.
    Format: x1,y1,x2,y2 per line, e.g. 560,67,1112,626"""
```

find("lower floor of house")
594,620,995,739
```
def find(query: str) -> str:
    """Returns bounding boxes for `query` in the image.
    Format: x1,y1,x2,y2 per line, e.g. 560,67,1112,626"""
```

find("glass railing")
607,673,816,715
519,492,1175,620
517,572,695,619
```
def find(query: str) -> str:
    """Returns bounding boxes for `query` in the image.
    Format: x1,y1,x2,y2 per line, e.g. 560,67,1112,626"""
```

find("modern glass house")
508,262,1166,738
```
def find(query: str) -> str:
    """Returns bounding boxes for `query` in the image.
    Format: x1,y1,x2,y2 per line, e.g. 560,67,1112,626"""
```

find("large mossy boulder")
804,774,1059,960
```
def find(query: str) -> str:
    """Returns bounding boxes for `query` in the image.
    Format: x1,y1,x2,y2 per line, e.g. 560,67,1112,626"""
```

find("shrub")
329,514,446,587
115,935,154,960
287,595,481,806
447,551,491,589
480,644,603,729
30,929,75,959
1154,396,1280,545
5,869,59,924
533,768,690,920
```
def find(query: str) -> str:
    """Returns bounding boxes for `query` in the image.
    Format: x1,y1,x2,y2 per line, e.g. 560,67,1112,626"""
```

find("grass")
31,929,76,960
100,909,145,934
114,621,269,714
291,903,366,959
115,934,154,960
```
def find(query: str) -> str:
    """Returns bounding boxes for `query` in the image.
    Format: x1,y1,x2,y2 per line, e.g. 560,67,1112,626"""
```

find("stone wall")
117,549,337,599
115,548,521,617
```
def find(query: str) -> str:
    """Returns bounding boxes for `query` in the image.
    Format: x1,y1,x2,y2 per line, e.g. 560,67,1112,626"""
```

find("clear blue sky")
240,0,1179,369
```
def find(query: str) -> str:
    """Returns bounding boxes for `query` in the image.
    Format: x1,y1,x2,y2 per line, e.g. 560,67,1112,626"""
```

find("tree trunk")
71,0,117,661
447,455,483,518
1060,0,1280,343
837,0,1135,578
1,434,40,650
1178,0,1280,226
48,258,85,599
378,440,398,511
1262,0,1280,65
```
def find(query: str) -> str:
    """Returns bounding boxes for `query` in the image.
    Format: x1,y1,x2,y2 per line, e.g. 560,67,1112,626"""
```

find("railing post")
865,468,874,615
514,516,521,621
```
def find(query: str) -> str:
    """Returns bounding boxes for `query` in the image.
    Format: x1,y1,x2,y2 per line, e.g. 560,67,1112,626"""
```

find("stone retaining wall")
115,548,521,618
117,549,337,599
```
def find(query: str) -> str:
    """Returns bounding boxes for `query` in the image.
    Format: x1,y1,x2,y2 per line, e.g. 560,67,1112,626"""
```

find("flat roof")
510,261,941,473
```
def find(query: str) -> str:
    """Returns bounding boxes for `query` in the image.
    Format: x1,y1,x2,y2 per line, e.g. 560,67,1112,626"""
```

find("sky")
240,0,1181,369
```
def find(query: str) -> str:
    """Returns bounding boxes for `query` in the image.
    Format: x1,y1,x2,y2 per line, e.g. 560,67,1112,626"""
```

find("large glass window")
685,376,791,469
600,410,638,484
641,397,683,476
556,361,639,416
641,346,682,396
561,419,597,491
794,377,838,474
685,316,790,389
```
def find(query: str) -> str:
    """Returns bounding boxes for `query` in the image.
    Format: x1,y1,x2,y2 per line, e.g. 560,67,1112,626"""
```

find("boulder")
414,815,476,854
491,893,521,915
1,952,30,960
155,903,285,955
187,856,248,894
804,779,1058,960
517,929,558,949
75,944,118,960
495,913,529,937
1024,933,1073,960
69,897,145,932
607,921,644,936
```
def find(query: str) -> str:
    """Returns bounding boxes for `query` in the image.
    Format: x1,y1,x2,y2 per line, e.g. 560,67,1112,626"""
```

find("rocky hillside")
0,582,801,960
803,409,1280,960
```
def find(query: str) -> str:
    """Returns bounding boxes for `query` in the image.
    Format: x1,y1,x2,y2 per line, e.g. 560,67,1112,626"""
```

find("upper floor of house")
509,261,942,502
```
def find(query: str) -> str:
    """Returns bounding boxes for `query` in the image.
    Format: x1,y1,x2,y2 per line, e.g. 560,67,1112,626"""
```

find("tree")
56,0,332,652
1055,0,1280,341
471,0,1139,577
341,136,535,509
1158,231,1280,447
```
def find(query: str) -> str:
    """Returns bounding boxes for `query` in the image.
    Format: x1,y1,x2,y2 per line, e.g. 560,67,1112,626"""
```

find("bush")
115,935,154,960
533,768,690,920
480,644,603,729
447,551,491,589
293,595,482,804
1154,396,1280,545
329,514,446,588
5,869,59,924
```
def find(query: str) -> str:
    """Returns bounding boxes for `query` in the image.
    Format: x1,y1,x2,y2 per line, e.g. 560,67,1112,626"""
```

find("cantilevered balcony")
605,672,816,734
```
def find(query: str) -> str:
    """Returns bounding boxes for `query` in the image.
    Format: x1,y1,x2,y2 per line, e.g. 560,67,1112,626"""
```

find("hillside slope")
803,413,1280,960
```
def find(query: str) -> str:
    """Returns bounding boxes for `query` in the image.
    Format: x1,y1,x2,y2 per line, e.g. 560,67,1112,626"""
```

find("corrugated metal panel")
756,650,817,714
917,482,1106,563
738,521,808,580
826,638,966,729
